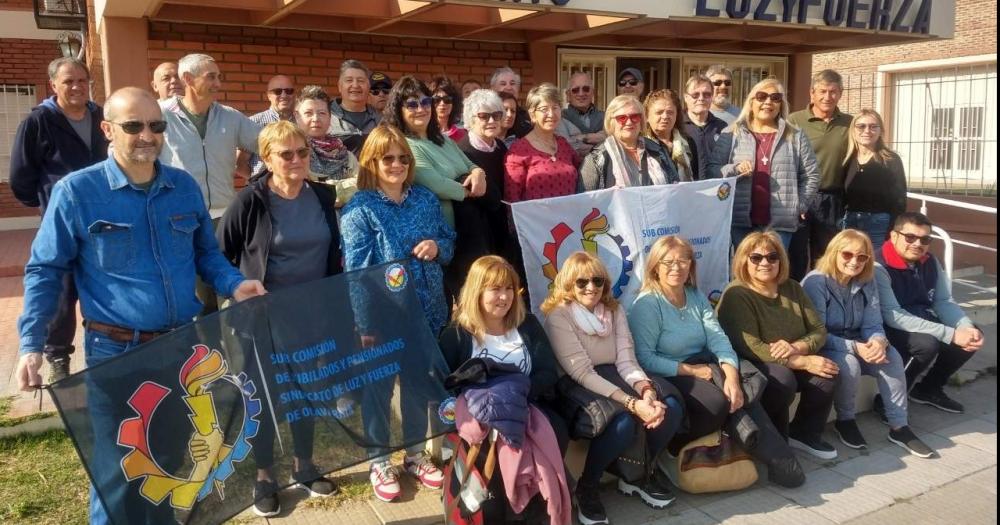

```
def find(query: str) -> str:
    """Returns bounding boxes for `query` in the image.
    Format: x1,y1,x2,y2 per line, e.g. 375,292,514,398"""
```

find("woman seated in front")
716,231,839,461
543,251,684,525
802,229,935,458
628,235,804,487
438,255,570,523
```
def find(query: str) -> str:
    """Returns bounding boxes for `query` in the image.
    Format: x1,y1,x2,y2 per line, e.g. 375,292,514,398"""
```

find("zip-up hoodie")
9,96,108,211
157,97,261,212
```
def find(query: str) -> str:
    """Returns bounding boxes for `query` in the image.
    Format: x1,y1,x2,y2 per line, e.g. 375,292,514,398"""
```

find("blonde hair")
844,109,895,165
540,251,618,315
602,94,644,135
814,229,876,284
455,256,527,344
640,235,698,294
730,78,793,140
356,125,415,191
258,120,309,163
731,230,790,286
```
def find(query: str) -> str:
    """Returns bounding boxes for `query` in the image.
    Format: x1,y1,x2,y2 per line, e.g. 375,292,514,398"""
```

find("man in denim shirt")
14,87,265,523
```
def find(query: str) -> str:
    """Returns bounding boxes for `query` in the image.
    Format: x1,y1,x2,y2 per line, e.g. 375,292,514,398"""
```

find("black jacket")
217,175,343,282
438,313,559,403
9,96,108,211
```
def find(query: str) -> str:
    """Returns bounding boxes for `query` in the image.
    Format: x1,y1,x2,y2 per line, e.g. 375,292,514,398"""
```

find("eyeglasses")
753,92,784,103
570,85,592,95
613,113,642,125
574,277,606,289
269,88,294,96
895,231,932,245
854,123,881,132
839,251,871,264
476,111,504,122
370,88,390,96
712,80,732,87
748,252,781,265
109,120,168,134
534,106,559,115
686,91,713,100
618,79,639,88
659,258,692,268
432,95,453,105
380,154,412,166
273,147,310,161
403,97,433,110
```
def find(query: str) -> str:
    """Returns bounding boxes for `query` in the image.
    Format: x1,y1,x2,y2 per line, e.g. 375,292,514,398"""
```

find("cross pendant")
762,156,769,166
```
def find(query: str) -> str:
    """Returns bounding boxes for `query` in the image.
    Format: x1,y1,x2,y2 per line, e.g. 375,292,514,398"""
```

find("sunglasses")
380,154,412,166
370,88,390,96
570,85,592,94
476,111,504,122
895,231,932,245
403,97,433,110
613,113,642,125
748,252,781,265
574,277,606,289
274,147,310,161
432,95,454,105
712,80,732,87
269,88,294,96
618,79,639,87
839,251,871,264
687,91,713,100
854,123,881,132
753,92,784,103
110,120,168,134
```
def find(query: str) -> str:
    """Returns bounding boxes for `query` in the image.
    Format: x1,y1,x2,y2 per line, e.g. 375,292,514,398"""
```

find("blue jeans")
821,345,908,428
731,226,793,251
841,211,891,245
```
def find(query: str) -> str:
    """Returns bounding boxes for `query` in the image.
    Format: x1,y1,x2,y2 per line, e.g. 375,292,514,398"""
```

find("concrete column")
100,16,149,97
788,52,813,111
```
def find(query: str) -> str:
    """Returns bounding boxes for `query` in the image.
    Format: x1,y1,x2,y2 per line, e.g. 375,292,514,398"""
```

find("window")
929,107,954,170
958,106,984,171
0,85,37,183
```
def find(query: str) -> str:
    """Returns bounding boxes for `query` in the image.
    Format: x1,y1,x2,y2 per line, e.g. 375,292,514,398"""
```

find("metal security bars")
0,85,37,183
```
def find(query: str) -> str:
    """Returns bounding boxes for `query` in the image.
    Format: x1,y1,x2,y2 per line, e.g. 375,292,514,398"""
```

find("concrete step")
952,272,997,326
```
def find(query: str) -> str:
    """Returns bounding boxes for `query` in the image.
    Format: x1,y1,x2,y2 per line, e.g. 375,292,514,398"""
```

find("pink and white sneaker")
369,461,401,502
404,452,444,489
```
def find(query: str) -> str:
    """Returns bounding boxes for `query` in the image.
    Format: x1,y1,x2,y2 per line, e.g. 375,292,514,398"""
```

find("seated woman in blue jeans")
802,229,935,458
840,110,907,244
543,251,684,525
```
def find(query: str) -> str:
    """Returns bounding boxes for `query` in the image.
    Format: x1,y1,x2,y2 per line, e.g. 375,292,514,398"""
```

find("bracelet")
624,395,636,414
639,384,657,400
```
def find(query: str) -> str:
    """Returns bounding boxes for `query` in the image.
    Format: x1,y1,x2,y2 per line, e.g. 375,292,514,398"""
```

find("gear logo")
542,208,634,297
385,263,408,292
117,344,261,510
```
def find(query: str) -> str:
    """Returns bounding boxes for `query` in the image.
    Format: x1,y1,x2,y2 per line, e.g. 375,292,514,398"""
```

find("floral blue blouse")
340,184,456,334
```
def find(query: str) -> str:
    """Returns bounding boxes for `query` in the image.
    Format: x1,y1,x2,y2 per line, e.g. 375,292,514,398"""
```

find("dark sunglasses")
476,111,505,122
403,97,433,110
618,79,639,87
895,231,932,245
712,80,732,87
839,250,871,264
748,252,781,265
613,113,642,125
274,147,310,161
370,88,390,96
753,92,784,103
110,120,168,134
570,85,592,94
432,95,454,105
380,154,412,166
574,277,607,289
269,88,294,96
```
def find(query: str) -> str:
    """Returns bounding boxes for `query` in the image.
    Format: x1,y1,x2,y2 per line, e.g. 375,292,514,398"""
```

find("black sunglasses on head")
110,120,167,134
574,277,606,289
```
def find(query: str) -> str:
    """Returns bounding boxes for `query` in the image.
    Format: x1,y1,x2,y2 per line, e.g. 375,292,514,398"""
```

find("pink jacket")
455,395,571,525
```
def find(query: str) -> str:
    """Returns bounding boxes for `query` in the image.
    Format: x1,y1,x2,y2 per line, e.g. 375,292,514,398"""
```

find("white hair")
462,89,503,127
178,53,217,78
490,67,520,88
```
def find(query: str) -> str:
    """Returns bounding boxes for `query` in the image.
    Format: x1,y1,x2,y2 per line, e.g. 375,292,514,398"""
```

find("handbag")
443,431,499,525
660,430,758,494
555,374,624,439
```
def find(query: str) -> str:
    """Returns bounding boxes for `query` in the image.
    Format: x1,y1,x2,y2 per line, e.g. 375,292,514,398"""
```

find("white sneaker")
369,461,401,502
404,452,444,489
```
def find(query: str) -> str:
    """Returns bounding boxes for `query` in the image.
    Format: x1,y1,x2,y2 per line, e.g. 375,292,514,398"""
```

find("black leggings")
758,362,836,440
665,375,729,452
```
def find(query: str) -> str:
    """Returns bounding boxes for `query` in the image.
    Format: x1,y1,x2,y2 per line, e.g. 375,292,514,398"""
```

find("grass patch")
0,396,57,428
0,429,88,525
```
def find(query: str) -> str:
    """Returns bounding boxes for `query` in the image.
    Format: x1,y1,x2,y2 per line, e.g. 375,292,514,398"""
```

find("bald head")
102,87,165,166
105,87,160,122
265,75,296,116
151,62,183,100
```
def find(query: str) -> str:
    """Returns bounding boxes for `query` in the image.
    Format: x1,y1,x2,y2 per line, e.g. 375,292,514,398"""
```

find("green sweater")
407,136,478,227
715,280,827,366
787,105,852,192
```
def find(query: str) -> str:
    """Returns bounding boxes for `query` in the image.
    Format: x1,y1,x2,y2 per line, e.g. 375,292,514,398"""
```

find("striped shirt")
248,108,294,177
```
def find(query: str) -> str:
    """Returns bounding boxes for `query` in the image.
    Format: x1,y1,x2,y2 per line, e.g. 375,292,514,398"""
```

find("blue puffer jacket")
463,373,531,448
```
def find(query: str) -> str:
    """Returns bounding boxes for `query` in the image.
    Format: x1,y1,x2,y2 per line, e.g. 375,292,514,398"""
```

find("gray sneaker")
47,356,71,384
888,426,936,458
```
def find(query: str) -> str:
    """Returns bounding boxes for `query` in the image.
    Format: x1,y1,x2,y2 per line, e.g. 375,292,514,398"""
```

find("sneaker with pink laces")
369,461,401,502
404,452,444,489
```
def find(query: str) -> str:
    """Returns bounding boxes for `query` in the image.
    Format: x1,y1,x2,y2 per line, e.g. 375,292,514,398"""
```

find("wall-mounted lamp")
56,31,84,59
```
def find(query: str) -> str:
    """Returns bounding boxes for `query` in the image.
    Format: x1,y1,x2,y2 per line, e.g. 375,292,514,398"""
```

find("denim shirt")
801,270,885,354
18,158,245,353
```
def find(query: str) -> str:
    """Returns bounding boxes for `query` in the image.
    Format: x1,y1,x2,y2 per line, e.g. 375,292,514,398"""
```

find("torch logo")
542,208,634,297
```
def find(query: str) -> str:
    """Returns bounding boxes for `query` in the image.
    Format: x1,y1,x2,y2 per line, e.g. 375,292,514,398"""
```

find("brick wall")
146,21,535,113
0,0,34,9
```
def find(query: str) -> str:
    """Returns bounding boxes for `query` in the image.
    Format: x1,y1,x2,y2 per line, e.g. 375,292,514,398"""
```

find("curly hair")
430,76,462,129
381,75,445,146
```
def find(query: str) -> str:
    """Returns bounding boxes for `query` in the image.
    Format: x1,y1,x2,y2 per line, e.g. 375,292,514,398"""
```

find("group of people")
9,52,983,525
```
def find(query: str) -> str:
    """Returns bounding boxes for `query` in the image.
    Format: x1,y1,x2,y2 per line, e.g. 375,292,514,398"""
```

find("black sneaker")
290,464,338,497
888,426,936,458
789,433,838,460
909,387,964,414
767,454,805,488
834,419,868,450
253,479,280,517
617,472,675,509
47,356,70,384
575,482,608,525
872,395,888,425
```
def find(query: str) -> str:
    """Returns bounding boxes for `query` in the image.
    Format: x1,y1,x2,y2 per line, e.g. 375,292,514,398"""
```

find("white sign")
511,179,735,316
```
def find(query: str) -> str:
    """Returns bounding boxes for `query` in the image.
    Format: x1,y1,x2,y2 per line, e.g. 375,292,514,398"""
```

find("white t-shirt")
472,328,531,375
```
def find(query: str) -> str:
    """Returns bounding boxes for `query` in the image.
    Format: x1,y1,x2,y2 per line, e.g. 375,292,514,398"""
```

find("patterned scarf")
309,134,352,180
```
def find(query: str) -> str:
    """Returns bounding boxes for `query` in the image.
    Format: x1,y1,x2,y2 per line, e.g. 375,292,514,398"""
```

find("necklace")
530,133,559,162
753,131,777,166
